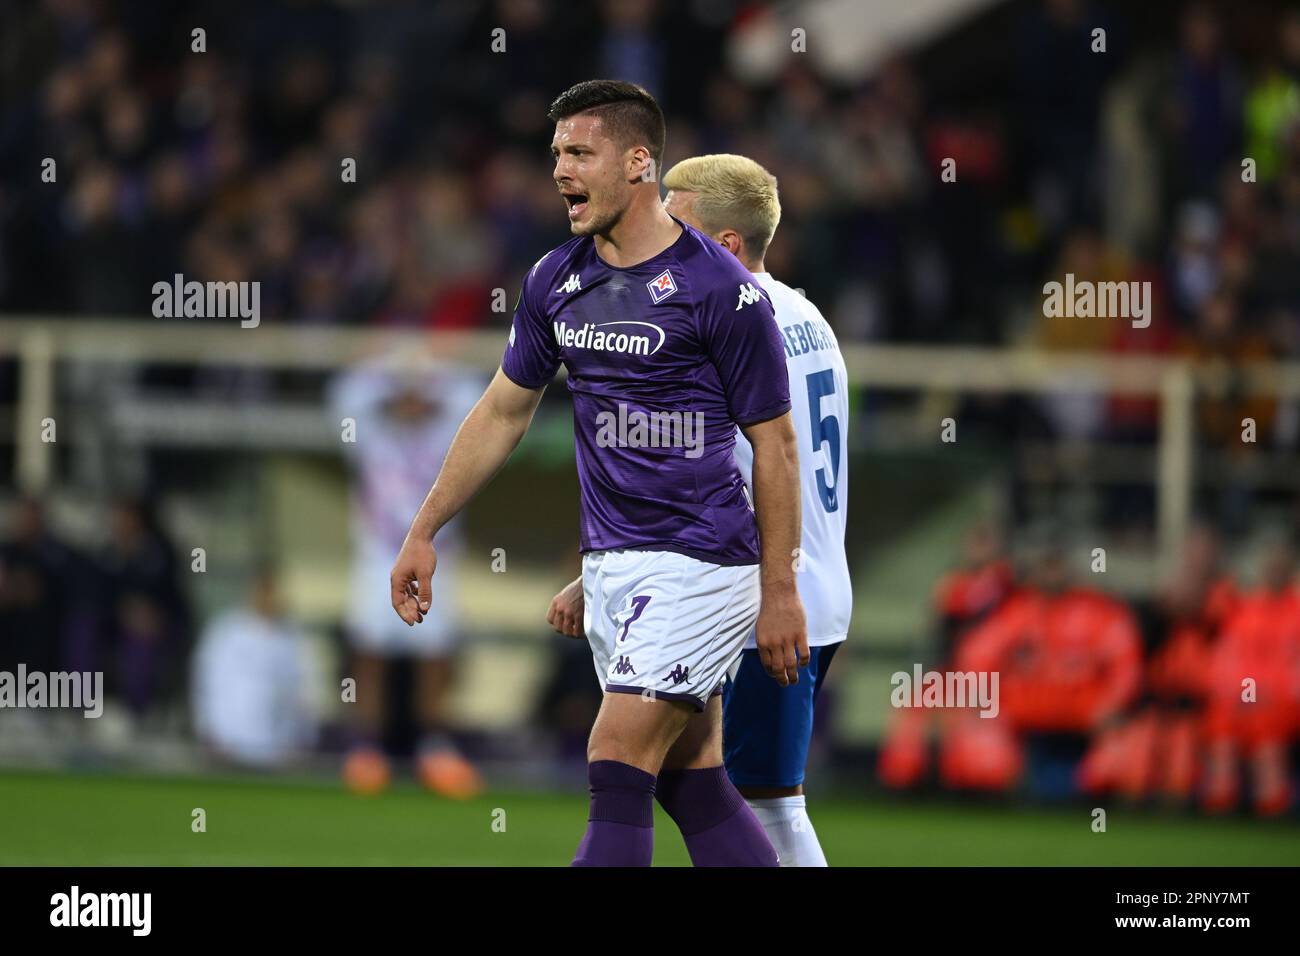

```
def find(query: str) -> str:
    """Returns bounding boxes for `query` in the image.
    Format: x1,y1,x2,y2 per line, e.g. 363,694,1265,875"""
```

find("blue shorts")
722,643,840,789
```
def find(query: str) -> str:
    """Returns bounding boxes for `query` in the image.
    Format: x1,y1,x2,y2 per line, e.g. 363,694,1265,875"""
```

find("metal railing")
3,316,1297,569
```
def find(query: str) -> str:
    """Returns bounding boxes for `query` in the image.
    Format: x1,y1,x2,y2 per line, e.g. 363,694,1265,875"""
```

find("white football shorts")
582,548,761,710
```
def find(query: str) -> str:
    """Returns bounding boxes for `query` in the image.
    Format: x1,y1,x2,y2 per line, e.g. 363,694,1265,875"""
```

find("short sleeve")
500,265,560,389
701,282,791,426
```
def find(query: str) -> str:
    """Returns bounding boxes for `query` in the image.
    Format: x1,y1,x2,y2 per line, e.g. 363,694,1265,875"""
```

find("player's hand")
390,536,437,626
755,585,809,686
547,576,584,638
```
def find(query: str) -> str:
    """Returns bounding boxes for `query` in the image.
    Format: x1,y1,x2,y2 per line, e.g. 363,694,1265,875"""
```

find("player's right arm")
393,258,561,626
390,368,545,626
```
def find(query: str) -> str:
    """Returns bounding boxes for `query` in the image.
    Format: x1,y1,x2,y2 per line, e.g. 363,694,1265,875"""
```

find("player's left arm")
547,575,584,638
700,275,806,682
742,412,809,685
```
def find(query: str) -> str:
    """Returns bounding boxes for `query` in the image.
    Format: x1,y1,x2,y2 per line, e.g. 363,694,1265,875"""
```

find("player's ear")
629,147,656,184
717,229,743,256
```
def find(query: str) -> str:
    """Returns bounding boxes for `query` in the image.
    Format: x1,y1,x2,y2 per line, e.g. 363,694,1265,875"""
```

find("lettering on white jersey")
734,274,852,647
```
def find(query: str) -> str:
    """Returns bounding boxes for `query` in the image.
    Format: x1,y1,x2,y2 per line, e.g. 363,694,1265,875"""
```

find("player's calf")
573,691,690,867
653,697,779,867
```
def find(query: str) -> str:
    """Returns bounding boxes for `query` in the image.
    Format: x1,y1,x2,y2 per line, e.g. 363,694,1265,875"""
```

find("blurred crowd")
0,0,1297,356
879,520,1300,818
0,496,191,720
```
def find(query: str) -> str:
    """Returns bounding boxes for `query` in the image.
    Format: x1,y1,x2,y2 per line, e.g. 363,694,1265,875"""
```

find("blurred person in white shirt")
328,357,485,797
191,566,318,768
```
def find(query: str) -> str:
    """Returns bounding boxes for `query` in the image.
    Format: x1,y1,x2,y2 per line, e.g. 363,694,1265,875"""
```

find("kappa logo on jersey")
735,282,765,310
555,273,582,295
663,664,691,685
613,655,636,676
646,269,677,304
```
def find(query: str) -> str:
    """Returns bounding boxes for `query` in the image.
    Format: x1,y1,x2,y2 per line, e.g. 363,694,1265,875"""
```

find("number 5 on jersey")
806,369,841,513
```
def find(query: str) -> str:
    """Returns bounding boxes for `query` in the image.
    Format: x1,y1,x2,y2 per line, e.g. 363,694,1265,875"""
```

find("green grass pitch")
2,769,1298,866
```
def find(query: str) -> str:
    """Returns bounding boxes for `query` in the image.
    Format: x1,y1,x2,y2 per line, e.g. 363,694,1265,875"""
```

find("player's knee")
586,715,640,765
586,733,620,765
662,741,722,770
662,719,723,769
588,698,690,768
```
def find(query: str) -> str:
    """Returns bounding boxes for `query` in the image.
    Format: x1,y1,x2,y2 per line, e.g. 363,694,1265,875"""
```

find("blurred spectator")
327,355,484,797
1077,523,1237,802
99,497,191,719
878,520,1017,792
1181,286,1277,454
1242,11,1300,184
1016,0,1117,236
0,498,91,676
1200,535,1300,816
191,565,319,768
1161,3,1243,204
956,542,1143,799
933,520,1016,662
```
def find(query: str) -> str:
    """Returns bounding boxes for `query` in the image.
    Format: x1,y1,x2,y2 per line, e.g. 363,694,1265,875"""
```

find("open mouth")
563,192,589,220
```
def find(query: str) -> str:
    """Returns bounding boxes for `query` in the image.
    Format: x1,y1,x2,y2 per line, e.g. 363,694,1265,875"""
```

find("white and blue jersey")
733,272,852,647
725,273,851,789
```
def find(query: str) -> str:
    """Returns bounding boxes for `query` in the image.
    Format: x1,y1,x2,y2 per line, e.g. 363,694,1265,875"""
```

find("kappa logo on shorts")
613,655,636,676
663,664,691,685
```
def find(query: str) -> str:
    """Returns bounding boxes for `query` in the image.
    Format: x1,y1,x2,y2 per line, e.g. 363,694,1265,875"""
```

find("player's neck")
593,199,681,269
745,259,767,275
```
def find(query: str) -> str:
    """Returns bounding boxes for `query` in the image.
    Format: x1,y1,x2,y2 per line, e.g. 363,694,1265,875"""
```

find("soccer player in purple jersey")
390,80,806,866
554,153,851,865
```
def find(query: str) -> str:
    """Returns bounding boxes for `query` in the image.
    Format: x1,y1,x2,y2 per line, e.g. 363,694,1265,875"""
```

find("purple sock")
656,766,779,867
571,760,656,867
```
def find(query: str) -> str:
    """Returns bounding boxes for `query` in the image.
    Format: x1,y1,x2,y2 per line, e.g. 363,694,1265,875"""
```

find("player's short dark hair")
546,79,665,168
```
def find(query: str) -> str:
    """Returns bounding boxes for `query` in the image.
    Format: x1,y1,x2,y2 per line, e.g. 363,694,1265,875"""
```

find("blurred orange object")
938,712,1022,792
418,749,484,800
878,709,931,789
343,748,391,796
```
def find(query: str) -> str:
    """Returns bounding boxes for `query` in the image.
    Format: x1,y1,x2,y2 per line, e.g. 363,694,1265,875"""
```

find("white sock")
746,795,828,867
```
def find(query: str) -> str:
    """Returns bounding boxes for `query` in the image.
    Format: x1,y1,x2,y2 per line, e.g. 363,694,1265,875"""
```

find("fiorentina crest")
646,269,677,304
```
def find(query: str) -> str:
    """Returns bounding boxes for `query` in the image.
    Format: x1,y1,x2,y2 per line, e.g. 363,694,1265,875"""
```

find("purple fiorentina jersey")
501,219,791,565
